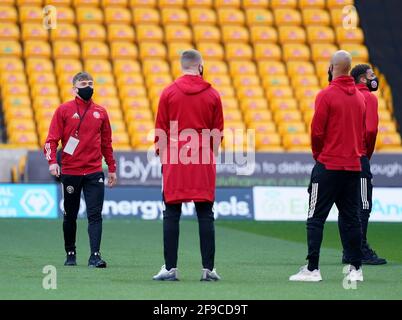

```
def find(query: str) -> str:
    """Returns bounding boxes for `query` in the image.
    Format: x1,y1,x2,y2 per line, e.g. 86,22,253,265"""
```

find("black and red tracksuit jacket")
44,97,116,175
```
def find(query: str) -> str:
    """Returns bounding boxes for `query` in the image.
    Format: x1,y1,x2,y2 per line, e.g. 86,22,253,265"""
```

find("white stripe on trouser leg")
308,183,318,218
361,178,369,210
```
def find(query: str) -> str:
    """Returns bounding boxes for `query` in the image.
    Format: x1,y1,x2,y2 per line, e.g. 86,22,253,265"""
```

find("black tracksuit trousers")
61,171,105,254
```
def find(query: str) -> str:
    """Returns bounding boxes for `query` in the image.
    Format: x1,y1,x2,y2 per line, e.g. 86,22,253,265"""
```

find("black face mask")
77,86,94,101
328,66,333,82
366,76,379,91
198,65,204,77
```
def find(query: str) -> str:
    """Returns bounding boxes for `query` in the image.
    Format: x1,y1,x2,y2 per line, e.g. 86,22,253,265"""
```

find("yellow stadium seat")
82,41,109,59
315,60,331,76
217,8,245,25
311,43,337,61
50,24,77,41
2,96,31,110
254,43,281,60
186,0,212,8
262,75,290,88
55,6,75,24
106,109,124,122
222,26,249,43
122,97,150,111
108,24,135,42
1,83,29,96
96,97,121,109
6,119,36,133
229,61,256,75
376,133,402,149
56,73,75,87
76,7,104,24
340,44,368,61
266,86,293,99
28,72,56,86
9,131,38,145
248,121,276,135
104,7,132,24
110,41,138,59
23,40,51,58
93,85,118,99
233,75,260,87
159,0,185,7
306,26,335,43
224,109,242,122
271,0,297,8
215,0,240,8
165,25,192,42
244,109,271,123
270,98,298,111
0,57,24,71
204,60,228,74
146,74,172,87
273,110,302,123
257,61,286,76
221,97,239,109
299,98,315,112
255,133,281,149
197,42,224,60
274,9,302,26
245,8,273,26
330,8,359,27
0,6,17,23
113,59,141,75
287,61,315,76
102,0,128,6
336,26,364,44
1,72,26,85
33,96,60,110
240,98,267,111
4,107,33,122
295,86,320,100
19,6,43,23
79,24,106,42
242,0,268,8
73,0,99,6
299,0,325,8
193,25,220,43
224,120,245,131
161,8,189,24
283,44,310,61
0,23,19,40
133,8,160,24
249,26,277,43
139,42,167,59
53,41,80,59
168,42,193,60
110,121,127,134
215,85,235,97
291,75,319,87
278,26,306,44
225,43,252,60
85,59,112,73
21,23,48,41
189,8,217,25
283,133,310,150
128,121,154,137
125,108,153,122
206,74,231,86
142,59,169,74
378,121,397,134
0,40,22,57
237,86,264,99
26,58,53,73
129,0,157,7
302,8,330,26
119,85,147,98
92,73,115,85
278,122,306,135
378,110,392,122
116,74,144,87
34,108,56,122
31,84,58,98
136,25,163,42
55,59,82,75
327,0,353,9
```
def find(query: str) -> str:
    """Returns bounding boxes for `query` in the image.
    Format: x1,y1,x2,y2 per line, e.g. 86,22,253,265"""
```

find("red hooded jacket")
155,75,224,203
311,75,366,171
44,97,116,175
356,83,379,159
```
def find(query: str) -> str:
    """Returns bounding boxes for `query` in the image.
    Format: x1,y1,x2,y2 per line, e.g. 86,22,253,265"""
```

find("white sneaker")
345,265,363,282
289,265,322,282
152,265,179,281
201,268,221,281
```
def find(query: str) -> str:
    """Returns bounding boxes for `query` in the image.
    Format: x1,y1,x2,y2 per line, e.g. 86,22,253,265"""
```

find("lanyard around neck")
75,101,90,137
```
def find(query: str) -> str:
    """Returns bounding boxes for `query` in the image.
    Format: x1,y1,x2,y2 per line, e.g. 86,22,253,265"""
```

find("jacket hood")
330,75,357,95
356,82,370,93
174,75,211,95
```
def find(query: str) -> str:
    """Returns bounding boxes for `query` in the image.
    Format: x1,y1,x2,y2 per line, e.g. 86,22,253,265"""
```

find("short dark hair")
350,64,371,84
72,72,93,85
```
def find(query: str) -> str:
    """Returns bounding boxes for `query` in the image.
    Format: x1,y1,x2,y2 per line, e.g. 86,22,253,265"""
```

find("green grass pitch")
0,219,401,300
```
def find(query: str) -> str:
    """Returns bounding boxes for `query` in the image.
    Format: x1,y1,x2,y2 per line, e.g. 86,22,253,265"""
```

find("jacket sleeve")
311,91,329,160
365,94,379,159
154,89,169,156
212,92,224,155
44,106,63,165
101,110,116,173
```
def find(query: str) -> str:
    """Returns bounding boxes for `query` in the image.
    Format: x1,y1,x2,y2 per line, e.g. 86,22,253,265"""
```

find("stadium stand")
0,0,400,153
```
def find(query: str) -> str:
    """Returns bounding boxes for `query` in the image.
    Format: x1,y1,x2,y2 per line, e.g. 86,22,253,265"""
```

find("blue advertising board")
0,184,58,218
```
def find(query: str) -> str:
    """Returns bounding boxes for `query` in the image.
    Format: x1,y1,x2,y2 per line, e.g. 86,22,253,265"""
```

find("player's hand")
49,163,60,177
108,172,117,188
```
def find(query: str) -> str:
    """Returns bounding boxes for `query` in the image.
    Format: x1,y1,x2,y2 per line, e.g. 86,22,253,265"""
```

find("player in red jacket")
339,64,386,265
44,72,117,268
290,51,366,282
153,50,224,281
